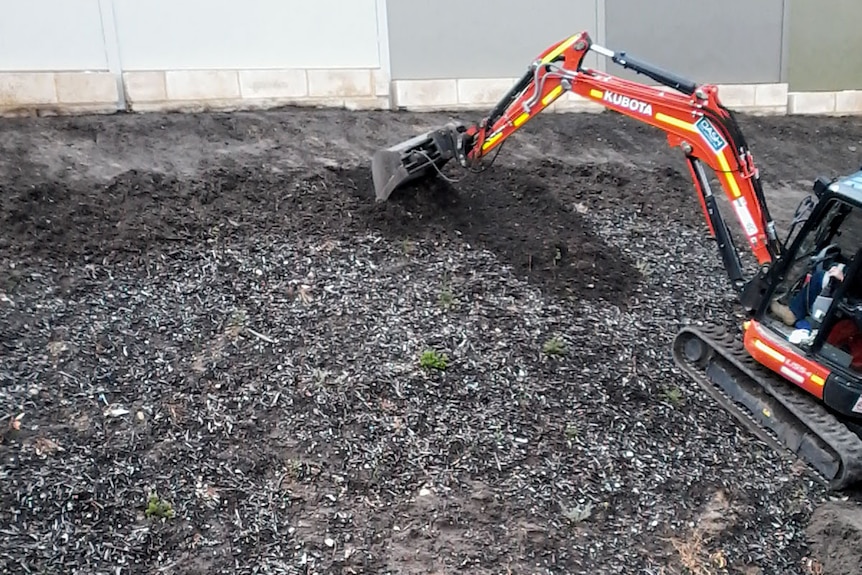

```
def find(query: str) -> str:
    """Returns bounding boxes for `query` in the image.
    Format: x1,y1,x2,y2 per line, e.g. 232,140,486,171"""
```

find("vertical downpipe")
97,0,126,111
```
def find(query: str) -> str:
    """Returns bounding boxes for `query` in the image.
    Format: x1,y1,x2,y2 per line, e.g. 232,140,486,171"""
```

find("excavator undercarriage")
674,325,862,490
371,30,862,490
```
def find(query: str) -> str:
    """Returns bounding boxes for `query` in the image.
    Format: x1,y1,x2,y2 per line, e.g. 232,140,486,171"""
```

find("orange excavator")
372,31,862,490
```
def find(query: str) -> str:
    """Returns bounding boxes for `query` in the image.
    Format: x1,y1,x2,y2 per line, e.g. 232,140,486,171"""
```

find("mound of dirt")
805,500,862,575
1,157,700,308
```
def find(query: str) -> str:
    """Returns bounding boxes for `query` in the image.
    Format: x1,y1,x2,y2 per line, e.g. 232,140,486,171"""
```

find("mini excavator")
371,31,862,490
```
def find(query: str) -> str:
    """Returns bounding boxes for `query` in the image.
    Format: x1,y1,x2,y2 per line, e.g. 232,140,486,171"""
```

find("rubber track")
672,323,862,491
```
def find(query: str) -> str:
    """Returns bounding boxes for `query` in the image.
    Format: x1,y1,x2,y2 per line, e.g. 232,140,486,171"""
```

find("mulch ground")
1,106,862,575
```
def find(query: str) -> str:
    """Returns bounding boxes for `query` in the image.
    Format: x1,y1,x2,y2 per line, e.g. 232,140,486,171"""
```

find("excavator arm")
372,31,784,292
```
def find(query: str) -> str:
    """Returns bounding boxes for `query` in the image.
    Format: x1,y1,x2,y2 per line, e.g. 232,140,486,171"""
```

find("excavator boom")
372,31,782,288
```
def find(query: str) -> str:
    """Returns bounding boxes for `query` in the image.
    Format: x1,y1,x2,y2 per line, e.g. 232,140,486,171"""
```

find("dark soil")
805,500,862,575
2,106,862,574
2,159,663,307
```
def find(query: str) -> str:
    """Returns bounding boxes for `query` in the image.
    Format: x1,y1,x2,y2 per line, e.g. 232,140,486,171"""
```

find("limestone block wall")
0,71,119,116
122,69,390,113
388,79,794,116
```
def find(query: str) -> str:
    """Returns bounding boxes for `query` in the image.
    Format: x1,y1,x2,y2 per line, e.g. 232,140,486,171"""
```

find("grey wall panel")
787,0,862,91
604,0,784,85
387,0,599,80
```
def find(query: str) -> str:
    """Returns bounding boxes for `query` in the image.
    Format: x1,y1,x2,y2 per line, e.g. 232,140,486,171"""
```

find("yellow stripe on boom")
542,85,563,106
541,34,581,64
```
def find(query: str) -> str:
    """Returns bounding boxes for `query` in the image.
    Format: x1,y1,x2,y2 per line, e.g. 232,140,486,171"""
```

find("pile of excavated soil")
805,500,862,575
2,107,862,574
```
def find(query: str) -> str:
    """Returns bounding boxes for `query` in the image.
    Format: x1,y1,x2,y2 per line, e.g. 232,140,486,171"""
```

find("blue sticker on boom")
695,117,727,152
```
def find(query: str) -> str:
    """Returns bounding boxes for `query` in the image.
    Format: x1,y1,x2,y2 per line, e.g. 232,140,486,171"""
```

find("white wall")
112,0,381,71
0,0,108,71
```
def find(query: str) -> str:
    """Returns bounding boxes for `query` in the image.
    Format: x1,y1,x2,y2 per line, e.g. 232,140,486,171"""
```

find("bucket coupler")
371,122,470,201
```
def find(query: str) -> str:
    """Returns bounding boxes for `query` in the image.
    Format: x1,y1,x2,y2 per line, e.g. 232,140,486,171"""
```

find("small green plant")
284,458,304,480
554,247,563,265
635,258,652,276
561,501,593,523
419,349,449,371
438,288,455,310
145,492,175,520
225,308,249,337
565,424,578,440
543,337,566,356
661,385,684,406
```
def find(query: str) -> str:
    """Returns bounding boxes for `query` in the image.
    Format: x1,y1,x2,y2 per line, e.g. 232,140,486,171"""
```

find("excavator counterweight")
370,30,862,489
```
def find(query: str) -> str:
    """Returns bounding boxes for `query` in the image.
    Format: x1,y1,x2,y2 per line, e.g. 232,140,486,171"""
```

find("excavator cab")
758,173,862,381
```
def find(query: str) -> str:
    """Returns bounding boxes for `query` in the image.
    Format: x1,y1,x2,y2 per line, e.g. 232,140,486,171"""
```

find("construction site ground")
1,106,862,575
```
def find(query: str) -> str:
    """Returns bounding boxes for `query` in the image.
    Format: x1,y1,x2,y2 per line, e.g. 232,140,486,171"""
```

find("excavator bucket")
371,123,466,201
